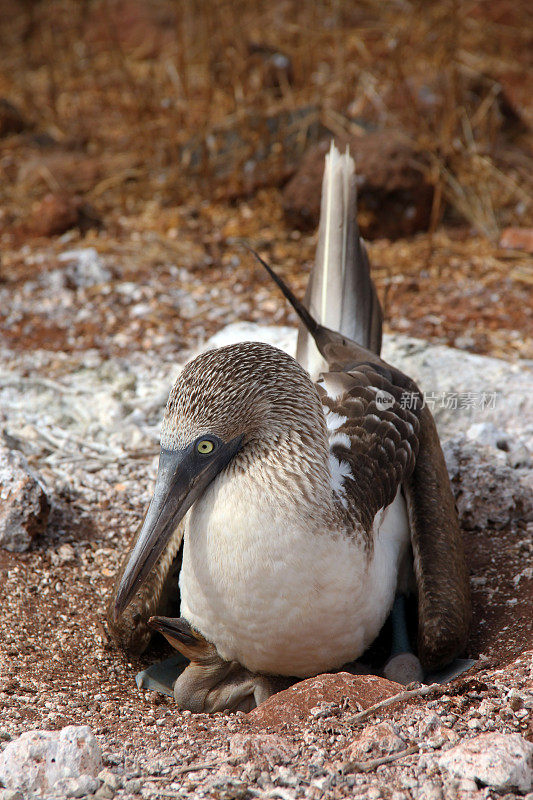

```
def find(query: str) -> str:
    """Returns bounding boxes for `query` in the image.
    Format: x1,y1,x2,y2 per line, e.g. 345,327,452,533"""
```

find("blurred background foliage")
1,0,532,236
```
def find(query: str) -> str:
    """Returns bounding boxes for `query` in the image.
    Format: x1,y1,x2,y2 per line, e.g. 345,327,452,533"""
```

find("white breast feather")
180,458,410,677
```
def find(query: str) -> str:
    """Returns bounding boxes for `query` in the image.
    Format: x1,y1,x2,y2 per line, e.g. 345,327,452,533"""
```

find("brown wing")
319,354,470,670
404,405,471,672
319,360,422,533
107,515,184,655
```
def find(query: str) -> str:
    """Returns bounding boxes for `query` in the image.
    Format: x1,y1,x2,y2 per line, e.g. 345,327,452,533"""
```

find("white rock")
0,446,49,552
438,732,533,792
416,781,443,800
382,336,533,449
57,247,112,288
443,438,533,530
347,722,405,760
52,774,100,798
203,321,297,357
0,725,102,798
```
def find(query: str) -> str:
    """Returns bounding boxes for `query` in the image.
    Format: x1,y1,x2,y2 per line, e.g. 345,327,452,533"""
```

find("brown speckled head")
160,341,328,455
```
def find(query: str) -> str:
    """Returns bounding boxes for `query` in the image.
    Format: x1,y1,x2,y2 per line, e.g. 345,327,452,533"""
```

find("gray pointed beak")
113,435,243,621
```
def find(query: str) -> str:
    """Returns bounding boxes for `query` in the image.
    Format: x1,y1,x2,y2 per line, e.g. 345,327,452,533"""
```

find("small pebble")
508,689,524,711
98,769,122,791
94,785,115,800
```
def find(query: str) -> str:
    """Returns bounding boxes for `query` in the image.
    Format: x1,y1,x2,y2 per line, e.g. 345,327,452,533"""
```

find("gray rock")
443,438,533,530
0,726,102,798
97,768,121,791
56,248,112,289
0,445,49,551
438,732,533,792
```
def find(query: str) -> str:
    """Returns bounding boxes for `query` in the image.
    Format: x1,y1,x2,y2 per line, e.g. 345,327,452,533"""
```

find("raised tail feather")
297,142,382,380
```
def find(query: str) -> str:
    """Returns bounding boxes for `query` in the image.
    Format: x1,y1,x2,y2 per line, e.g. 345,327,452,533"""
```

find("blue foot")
384,594,475,685
136,653,189,697
425,658,477,684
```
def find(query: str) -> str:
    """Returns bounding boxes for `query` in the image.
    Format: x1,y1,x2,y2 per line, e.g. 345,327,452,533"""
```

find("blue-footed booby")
108,143,470,712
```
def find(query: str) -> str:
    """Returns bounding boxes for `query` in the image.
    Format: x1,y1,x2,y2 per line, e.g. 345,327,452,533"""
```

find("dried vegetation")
0,0,531,359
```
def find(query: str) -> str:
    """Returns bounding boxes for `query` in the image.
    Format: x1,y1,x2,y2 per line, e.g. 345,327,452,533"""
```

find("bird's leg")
148,616,290,713
383,595,476,685
383,594,424,685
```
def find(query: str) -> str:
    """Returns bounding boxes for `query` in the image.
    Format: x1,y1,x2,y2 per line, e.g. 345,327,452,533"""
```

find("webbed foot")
136,654,188,697
385,594,474,685
148,616,288,713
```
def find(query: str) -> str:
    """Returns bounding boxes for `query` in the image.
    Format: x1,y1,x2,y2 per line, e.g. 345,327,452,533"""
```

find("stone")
379,337,533,450
384,652,424,685
98,768,122,791
94,783,115,799
52,774,101,798
443,438,533,530
29,193,82,237
56,248,112,289
282,132,433,239
124,778,142,793
456,777,478,793
248,673,401,728
0,725,102,798
507,689,525,711
0,445,49,552
180,106,325,198
499,227,533,253
347,722,405,761
438,732,533,792
416,781,443,800
229,733,295,767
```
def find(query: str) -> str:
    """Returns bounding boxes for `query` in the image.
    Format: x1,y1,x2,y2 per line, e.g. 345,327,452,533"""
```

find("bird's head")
113,341,326,621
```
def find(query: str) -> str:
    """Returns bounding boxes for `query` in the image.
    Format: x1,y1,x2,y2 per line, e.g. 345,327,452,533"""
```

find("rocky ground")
0,1,532,797
0,293,531,799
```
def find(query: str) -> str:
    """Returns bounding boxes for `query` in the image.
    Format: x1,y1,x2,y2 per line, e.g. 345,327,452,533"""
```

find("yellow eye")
197,440,214,454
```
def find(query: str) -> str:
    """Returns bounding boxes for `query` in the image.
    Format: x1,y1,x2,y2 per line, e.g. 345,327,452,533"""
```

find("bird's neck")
202,427,340,533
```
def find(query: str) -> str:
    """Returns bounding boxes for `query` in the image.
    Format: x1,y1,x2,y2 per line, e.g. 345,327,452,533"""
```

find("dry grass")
0,0,532,236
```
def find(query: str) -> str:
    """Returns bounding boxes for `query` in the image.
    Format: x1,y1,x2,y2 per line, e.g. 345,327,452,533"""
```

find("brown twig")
343,744,421,774
348,682,441,725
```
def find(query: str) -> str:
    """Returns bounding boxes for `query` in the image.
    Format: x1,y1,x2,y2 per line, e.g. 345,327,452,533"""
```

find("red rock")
29,193,82,237
282,132,434,239
248,672,401,729
499,227,533,254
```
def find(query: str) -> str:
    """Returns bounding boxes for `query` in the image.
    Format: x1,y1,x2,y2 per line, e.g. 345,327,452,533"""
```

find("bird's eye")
197,439,215,454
